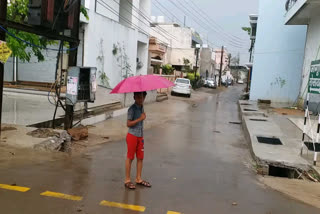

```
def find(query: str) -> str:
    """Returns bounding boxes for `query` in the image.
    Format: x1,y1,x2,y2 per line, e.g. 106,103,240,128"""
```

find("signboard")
308,60,320,94
67,76,78,96
0,41,12,64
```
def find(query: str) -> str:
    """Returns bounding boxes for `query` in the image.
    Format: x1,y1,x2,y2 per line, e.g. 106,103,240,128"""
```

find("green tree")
182,58,192,73
161,64,175,75
4,0,89,62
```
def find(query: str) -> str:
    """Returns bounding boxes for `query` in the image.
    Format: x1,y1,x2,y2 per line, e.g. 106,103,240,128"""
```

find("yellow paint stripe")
167,211,181,214
40,191,82,201
0,184,30,192
100,200,146,212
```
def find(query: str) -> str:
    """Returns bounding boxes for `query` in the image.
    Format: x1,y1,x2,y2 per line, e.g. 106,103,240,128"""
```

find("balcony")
149,37,167,54
285,0,320,25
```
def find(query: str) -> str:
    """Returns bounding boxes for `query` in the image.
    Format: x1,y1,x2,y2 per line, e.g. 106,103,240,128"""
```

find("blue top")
127,103,144,137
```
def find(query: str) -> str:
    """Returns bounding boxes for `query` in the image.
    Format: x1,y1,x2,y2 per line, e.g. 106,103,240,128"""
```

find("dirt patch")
272,108,304,116
260,176,320,209
27,128,60,138
1,126,17,132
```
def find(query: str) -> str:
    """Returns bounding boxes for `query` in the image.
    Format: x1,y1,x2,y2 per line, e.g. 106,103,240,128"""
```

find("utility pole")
64,1,81,130
184,16,186,27
194,46,200,86
219,46,224,87
0,0,8,136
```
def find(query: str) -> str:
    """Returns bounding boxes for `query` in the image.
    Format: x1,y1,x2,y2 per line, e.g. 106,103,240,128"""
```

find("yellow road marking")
100,200,146,212
0,184,30,192
167,211,181,214
40,191,83,201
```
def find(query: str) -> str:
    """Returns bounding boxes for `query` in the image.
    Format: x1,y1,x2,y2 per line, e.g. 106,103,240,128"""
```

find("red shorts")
126,133,144,160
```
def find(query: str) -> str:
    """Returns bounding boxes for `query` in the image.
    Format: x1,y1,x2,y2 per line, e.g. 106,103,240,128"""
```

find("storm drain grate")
250,119,267,122
257,137,282,145
304,142,320,152
269,166,299,178
244,108,258,112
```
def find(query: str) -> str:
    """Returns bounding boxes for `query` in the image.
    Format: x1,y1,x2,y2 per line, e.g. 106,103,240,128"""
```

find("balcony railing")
285,0,298,11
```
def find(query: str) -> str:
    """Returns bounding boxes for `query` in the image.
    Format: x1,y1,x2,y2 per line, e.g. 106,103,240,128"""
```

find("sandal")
124,182,136,190
136,180,152,187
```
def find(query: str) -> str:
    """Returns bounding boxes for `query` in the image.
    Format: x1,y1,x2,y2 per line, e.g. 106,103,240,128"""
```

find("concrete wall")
250,0,307,103
200,48,214,79
299,14,320,104
168,48,196,67
96,0,120,22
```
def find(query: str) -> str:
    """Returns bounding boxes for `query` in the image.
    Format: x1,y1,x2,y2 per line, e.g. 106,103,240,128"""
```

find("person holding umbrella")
110,75,175,190
124,91,151,189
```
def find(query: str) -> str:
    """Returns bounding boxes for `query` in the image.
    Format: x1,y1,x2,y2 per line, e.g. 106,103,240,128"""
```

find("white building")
150,19,202,71
249,0,307,104
82,0,150,88
285,0,320,108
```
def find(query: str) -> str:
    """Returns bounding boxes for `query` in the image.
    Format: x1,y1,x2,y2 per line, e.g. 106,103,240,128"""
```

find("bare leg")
136,159,143,183
125,158,133,183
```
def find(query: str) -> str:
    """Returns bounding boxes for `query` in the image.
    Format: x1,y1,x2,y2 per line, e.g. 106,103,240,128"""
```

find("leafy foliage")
182,58,192,73
242,27,251,36
4,0,89,62
161,64,175,75
6,0,56,62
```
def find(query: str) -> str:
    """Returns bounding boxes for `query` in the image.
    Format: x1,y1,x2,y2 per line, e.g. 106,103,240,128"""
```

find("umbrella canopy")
110,75,175,94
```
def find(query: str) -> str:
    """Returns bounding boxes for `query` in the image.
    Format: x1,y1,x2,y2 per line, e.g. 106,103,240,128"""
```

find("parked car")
237,80,244,84
206,79,217,89
171,78,191,98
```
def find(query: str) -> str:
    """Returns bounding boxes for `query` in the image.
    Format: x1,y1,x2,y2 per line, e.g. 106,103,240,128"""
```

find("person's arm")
127,113,146,127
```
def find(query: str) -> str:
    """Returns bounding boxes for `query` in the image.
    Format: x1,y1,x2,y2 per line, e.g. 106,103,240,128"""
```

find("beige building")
150,18,202,71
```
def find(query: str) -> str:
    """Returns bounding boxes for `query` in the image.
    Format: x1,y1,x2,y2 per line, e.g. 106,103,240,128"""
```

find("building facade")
150,19,202,71
285,0,320,107
249,0,307,103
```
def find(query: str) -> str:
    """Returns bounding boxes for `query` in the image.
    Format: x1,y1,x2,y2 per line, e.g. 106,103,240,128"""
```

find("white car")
171,78,191,98
237,80,244,84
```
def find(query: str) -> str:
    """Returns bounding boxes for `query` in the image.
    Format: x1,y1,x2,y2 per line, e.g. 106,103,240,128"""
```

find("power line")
123,0,178,41
154,0,220,48
96,0,170,46
173,0,247,48
186,0,247,42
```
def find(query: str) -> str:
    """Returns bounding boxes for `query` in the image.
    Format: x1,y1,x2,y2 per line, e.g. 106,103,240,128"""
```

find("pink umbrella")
110,75,175,94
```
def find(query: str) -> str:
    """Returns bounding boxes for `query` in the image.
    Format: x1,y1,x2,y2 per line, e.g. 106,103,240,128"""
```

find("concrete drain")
257,136,282,145
244,108,258,112
240,103,251,105
269,165,299,179
304,142,320,152
250,119,267,122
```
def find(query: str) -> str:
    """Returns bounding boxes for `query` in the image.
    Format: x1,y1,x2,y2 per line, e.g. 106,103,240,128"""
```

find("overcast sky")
151,0,259,65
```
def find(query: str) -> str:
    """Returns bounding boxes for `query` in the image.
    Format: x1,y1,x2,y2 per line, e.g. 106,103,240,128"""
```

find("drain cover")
250,119,267,122
304,142,320,152
244,108,258,112
257,137,282,145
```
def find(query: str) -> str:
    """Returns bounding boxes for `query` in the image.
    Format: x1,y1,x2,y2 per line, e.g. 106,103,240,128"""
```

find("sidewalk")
239,100,320,175
1,88,216,153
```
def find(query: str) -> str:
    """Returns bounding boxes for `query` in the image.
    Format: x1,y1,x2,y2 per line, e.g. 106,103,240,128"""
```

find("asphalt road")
0,86,319,214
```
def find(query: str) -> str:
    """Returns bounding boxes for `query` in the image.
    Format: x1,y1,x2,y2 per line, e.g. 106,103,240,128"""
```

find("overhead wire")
186,0,247,43
124,0,178,41
170,0,247,49
97,0,175,46
0,25,78,51
109,0,178,42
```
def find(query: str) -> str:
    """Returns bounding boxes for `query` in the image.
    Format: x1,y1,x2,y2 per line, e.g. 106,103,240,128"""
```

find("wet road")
0,86,319,214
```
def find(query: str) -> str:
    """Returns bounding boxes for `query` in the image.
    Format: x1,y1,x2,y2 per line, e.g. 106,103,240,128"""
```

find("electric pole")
219,46,224,87
0,0,8,136
194,47,200,87
65,0,81,130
